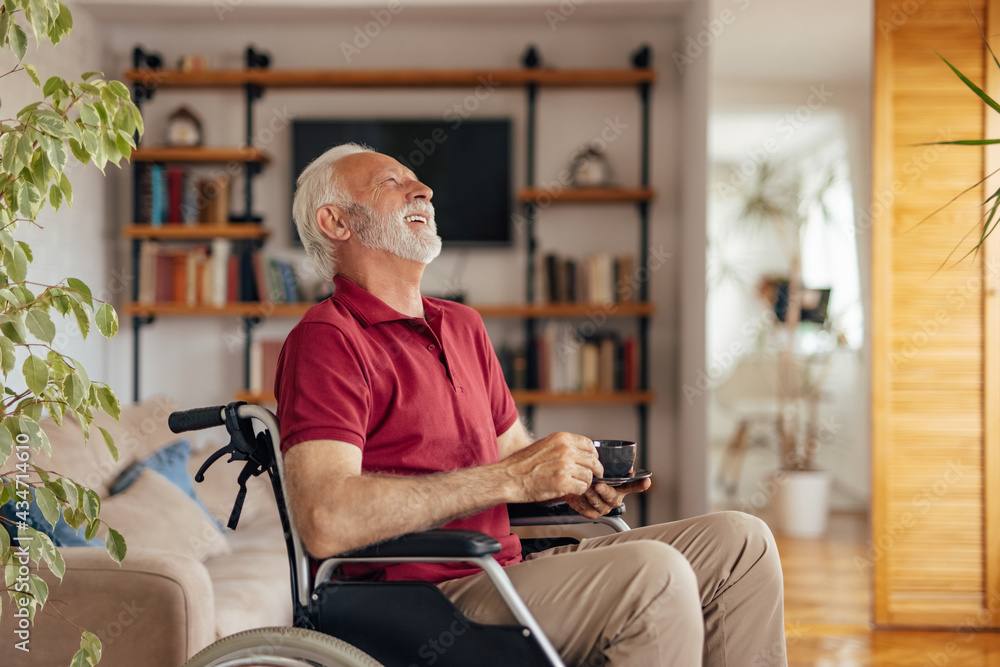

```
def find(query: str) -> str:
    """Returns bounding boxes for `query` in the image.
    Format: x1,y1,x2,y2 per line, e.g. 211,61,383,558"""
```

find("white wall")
0,10,114,396
91,4,706,521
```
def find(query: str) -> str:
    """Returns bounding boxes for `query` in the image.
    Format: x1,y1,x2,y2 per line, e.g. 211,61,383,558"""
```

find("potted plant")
732,159,839,536
0,2,143,665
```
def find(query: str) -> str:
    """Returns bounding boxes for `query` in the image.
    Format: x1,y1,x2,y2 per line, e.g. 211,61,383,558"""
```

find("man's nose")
407,178,432,201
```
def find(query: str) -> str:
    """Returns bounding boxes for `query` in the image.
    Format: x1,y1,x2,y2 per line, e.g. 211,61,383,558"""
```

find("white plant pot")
772,470,832,537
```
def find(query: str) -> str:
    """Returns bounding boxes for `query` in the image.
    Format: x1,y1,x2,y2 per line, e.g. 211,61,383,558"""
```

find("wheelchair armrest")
337,529,501,560
507,501,624,525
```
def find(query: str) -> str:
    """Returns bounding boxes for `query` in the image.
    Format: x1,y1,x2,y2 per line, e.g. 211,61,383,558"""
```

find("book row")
135,239,304,306
496,323,641,393
134,163,230,225
541,252,637,305
248,339,284,396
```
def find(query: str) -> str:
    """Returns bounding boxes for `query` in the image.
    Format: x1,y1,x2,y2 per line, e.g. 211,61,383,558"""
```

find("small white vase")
773,470,832,537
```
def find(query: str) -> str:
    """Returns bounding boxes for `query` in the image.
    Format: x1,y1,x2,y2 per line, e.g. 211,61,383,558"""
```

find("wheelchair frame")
173,402,629,667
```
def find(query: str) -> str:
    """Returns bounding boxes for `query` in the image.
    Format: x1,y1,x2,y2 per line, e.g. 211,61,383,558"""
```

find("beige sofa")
1,397,291,666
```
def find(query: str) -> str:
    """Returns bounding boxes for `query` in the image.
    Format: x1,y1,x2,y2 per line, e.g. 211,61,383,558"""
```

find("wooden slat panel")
873,0,992,627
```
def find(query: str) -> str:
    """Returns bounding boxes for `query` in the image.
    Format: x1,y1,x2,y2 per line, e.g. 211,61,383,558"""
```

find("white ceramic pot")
773,470,832,537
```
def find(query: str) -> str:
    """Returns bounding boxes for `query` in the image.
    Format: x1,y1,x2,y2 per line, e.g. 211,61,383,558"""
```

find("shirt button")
427,344,436,350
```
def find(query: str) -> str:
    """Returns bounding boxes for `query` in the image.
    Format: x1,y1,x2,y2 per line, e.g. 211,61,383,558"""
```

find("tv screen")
291,119,512,246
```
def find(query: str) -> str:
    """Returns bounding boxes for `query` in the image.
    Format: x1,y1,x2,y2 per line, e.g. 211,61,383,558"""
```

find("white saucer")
594,470,652,487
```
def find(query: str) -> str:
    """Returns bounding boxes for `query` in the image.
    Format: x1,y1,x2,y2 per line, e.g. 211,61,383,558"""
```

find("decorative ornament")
569,145,612,187
165,106,203,147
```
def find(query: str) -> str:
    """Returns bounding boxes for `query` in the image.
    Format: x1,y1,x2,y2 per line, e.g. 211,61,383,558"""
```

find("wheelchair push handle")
168,405,227,434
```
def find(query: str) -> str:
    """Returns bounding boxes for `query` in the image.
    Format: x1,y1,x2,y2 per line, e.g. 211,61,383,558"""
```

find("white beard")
348,201,442,264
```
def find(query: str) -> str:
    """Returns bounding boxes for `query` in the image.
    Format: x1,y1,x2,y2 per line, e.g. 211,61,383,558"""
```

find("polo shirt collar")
332,275,442,327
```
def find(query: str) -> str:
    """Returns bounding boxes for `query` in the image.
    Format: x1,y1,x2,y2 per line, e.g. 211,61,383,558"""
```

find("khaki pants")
437,511,787,666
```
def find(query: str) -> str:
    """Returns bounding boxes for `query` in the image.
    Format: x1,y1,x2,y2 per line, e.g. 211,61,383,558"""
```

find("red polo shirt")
275,276,522,583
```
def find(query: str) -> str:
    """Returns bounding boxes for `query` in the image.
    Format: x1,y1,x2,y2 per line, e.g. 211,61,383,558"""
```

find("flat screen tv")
291,119,512,246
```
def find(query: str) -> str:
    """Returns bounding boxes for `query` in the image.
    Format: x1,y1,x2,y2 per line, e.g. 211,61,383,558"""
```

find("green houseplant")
735,160,837,473
717,158,841,536
0,1,143,665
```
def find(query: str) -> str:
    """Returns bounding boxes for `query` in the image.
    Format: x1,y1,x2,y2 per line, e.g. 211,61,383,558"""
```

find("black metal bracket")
130,46,163,105
630,44,651,69
521,45,542,69
242,315,263,391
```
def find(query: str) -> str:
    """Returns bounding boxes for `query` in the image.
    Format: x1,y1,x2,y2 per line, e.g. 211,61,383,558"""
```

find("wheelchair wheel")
182,626,384,667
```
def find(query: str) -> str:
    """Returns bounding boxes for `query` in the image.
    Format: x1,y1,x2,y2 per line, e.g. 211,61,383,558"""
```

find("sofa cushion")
111,439,224,531
99,467,231,562
204,506,292,637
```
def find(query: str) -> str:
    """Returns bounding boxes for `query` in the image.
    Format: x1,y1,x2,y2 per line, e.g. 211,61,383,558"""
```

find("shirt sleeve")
477,317,520,437
275,322,371,454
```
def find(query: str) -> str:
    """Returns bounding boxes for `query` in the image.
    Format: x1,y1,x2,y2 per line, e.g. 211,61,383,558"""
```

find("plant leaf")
0,335,15,376
95,385,120,421
105,527,126,563
25,308,55,343
94,303,117,338
33,485,59,528
937,50,1000,116
22,354,49,396
0,424,12,462
80,631,101,663
66,277,92,308
63,370,85,410
97,425,117,462
37,531,65,578
8,23,27,61
23,63,40,87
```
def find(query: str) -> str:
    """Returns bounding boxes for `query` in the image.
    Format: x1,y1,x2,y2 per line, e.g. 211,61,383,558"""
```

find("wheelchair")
170,402,631,667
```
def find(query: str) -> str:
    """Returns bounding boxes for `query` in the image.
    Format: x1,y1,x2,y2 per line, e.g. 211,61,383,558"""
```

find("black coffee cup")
593,440,636,478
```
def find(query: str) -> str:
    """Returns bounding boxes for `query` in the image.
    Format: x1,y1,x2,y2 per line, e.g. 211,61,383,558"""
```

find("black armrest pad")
507,502,624,521
337,529,501,559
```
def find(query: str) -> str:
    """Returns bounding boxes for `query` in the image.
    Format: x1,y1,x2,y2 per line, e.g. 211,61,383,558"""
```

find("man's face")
335,152,442,264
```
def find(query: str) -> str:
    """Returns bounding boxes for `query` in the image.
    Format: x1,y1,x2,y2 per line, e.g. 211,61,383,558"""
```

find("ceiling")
710,0,873,86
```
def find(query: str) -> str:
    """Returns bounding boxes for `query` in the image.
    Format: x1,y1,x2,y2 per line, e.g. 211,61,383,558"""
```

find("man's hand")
564,477,652,519
500,432,603,503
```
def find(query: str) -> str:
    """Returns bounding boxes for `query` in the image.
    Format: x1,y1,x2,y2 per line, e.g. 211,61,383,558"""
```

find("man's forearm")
299,462,515,558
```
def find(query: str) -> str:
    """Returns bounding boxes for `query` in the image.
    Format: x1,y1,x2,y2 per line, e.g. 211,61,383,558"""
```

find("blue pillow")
0,486,104,547
110,439,226,532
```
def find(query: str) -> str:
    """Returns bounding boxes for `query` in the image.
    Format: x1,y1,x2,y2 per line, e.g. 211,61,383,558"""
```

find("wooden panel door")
872,0,1000,627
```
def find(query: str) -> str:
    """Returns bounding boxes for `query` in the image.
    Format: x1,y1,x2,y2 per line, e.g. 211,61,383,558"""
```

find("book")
198,176,230,224
150,164,164,226
166,165,185,224
135,164,153,224
210,238,231,306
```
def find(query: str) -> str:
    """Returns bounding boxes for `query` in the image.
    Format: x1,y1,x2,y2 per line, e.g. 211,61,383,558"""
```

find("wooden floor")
776,512,1000,666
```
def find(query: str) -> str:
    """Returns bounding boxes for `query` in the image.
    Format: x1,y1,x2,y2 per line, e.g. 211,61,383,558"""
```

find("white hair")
292,142,373,282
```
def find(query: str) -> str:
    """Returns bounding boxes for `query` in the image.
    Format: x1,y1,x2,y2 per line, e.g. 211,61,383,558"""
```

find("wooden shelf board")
517,187,656,203
510,390,654,405
132,146,270,164
235,390,653,406
472,302,654,317
123,224,270,240
123,302,312,318
235,391,276,404
123,68,656,89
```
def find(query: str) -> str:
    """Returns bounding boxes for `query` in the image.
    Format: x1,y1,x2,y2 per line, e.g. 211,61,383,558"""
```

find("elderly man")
276,143,786,666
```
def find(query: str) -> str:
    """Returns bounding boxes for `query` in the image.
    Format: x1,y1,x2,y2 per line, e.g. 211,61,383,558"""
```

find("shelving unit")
125,46,656,520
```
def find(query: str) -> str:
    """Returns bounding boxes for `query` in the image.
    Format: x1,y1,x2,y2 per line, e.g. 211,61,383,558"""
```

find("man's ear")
316,205,350,241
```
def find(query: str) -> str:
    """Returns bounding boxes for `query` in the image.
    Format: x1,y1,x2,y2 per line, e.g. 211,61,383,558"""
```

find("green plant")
0,1,143,665
735,160,837,472
923,12,1000,261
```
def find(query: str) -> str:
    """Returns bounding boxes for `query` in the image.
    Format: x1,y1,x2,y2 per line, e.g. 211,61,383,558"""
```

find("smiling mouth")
404,214,428,224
